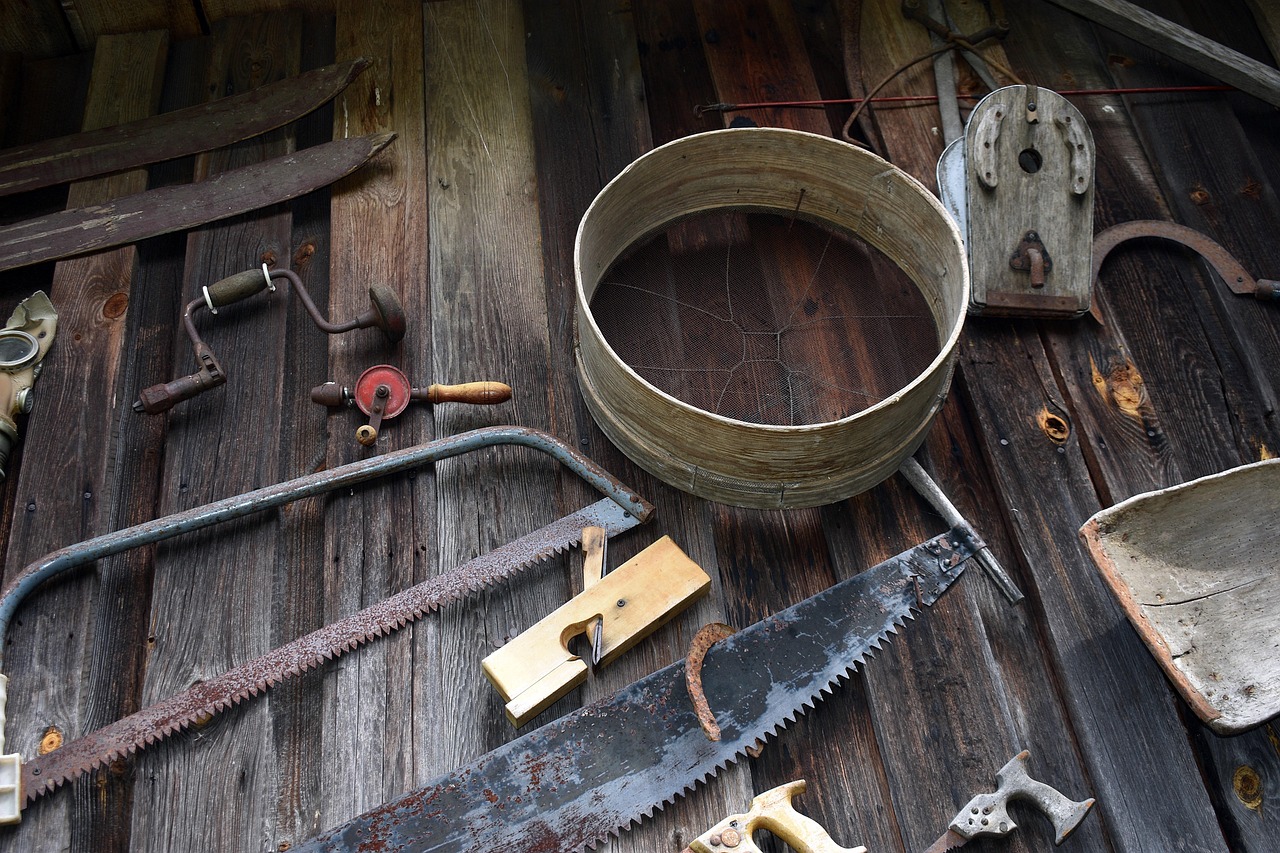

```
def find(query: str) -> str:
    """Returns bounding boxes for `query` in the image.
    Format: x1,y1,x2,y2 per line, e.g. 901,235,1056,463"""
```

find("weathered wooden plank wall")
0,1,1275,851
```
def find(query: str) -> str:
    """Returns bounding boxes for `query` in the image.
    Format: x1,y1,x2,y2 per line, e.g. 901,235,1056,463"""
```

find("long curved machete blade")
294,528,977,853
21,497,640,804
0,58,372,197
0,132,395,272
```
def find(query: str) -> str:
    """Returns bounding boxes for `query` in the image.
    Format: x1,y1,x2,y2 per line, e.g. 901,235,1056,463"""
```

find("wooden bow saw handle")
685,780,867,853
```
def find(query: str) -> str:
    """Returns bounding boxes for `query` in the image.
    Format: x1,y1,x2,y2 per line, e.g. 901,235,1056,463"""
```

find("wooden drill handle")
418,381,511,405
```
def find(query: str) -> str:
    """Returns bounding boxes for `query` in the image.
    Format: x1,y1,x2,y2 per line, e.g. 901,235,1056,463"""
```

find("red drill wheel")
353,364,412,418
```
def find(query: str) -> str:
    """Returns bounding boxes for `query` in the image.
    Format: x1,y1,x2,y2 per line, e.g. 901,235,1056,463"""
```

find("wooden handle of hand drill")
419,381,512,405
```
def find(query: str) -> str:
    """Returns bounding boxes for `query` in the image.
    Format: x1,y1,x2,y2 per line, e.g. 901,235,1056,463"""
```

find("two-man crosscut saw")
288,527,978,852
0,58,372,197
0,426,652,821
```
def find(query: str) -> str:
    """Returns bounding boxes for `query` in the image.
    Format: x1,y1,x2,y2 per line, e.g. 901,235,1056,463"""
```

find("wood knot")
1189,185,1211,206
293,242,317,268
1037,408,1070,444
1090,355,1148,420
101,291,129,320
1233,765,1263,810
38,725,62,755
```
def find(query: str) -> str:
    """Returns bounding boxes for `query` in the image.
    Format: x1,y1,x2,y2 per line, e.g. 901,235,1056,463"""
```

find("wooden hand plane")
482,535,710,726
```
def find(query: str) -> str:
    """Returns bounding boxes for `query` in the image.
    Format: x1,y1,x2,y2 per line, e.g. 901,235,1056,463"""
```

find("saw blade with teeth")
21,497,641,804
289,527,977,853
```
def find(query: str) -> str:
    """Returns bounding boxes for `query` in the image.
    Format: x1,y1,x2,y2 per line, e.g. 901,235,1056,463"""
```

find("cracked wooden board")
1081,458,1280,734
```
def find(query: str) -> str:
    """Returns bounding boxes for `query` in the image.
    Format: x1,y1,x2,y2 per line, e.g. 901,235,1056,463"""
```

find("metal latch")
1009,230,1053,288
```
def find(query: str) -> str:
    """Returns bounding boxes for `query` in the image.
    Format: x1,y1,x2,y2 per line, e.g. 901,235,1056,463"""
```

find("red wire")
709,85,1234,112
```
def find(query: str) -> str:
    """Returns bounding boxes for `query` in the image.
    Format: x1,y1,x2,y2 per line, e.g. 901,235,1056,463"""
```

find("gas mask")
0,291,57,480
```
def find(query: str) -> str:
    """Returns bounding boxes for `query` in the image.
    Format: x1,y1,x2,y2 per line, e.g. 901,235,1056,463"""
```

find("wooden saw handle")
417,381,511,405
686,780,866,853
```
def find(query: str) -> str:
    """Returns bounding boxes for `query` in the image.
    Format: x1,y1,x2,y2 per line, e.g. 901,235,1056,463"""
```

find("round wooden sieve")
574,128,968,508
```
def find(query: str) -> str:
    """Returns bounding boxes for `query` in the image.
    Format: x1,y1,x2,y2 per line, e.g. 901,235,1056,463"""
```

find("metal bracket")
1009,230,1053,288
1092,220,1280,305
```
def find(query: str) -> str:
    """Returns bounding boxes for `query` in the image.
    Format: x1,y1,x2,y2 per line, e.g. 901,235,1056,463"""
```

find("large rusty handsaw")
289,527,978,852
0,427,651,821
0,58,371,197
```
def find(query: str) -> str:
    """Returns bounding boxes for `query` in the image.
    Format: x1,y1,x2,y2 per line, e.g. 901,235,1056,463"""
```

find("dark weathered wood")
693,0,831,135
1087,0,1280,455
1043,0,1280,107
128,15,300,852
0,1,75,60
861,2,1231,851
268,14,336,850
0,132,393,273
0,58,370,197
316,0,426,833
523,5,752,849
421,0,564,790
0,30,168,853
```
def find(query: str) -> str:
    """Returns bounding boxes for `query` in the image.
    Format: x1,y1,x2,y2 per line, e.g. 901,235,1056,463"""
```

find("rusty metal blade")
923,828,968,853
0,132,395,272
20,497,640,804
0,58,372,197
290,528,976,853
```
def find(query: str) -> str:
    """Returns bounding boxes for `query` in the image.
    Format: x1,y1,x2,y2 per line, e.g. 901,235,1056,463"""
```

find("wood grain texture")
0,30,167,853
0,1,74,59
317,0,427,833
127,16,298,853
268,15,335,849
522,5,753,850
58,0,202,52
1043,0,1280,107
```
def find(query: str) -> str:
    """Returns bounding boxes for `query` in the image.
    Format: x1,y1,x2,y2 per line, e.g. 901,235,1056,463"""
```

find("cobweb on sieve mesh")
589,210,939,427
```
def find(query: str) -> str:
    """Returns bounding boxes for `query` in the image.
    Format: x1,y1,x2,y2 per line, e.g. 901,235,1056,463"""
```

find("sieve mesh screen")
589,210,940,427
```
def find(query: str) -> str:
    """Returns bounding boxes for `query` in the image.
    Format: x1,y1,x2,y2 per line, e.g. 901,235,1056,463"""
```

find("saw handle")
688,780,867,853
413,381,512,405
950,750,1095,844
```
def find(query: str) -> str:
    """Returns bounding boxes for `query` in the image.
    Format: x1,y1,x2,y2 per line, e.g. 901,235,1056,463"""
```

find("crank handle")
133,344,226,414
949,750,1095,844
687,780,867,853
413,381,512,405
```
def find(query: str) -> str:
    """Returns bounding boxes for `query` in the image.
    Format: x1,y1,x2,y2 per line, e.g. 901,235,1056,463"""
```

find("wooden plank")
0,1,74,59
0,29,167,853
522,4,753,851
1043,0,1280,107
859,1,1233,851
268,13,335,850
1089,0,1280,459
693,0,831,135
126,15,299,852
312,0,427,834
58,1,202,51
420,0,564,790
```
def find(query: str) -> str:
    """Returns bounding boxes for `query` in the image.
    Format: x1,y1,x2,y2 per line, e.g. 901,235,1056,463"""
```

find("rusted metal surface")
21,497,640,804
0,58,372,197
6,426,651,806
1092,220,1280,301
0,132,396,272
287,529,976,852
685,622,734,741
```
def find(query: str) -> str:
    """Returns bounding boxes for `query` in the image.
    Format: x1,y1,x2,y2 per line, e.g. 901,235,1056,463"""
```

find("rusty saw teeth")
20,497,637,803
290,528,977,853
